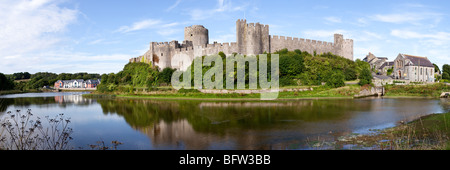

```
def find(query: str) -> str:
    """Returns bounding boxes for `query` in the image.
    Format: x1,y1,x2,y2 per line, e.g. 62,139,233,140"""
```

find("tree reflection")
96,99,364,149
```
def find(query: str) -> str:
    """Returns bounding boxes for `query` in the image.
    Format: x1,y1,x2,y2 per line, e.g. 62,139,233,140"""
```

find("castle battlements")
131,19,353,71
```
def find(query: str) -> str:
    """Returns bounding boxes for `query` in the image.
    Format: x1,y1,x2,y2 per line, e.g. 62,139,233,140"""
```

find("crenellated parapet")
131,19,353,71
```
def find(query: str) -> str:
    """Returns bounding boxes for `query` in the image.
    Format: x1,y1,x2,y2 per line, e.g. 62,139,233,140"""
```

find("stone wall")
131,19,354,71
270,35,336,56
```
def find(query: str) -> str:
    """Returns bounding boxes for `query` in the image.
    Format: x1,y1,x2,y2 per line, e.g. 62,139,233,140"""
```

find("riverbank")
317,112,450,150
84,83,450,101
384,83,450,98
84,85,360,101
0,89,40,96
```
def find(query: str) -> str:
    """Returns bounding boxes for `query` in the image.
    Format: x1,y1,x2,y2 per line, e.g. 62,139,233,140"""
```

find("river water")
0,92,449,150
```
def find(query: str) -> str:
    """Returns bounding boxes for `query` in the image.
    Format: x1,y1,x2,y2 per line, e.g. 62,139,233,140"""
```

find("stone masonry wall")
130,19,354,71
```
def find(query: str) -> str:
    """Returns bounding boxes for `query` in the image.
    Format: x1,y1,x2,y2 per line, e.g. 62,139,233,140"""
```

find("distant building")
54,79,101,89
363,52,387,70
84,79,100,88
380,61,394,75
363,52,393,75
393,54,435,82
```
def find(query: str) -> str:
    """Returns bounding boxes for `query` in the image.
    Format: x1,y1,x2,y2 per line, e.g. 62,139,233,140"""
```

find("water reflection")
0,93,448,150
0,94,94,113
97,98,447,149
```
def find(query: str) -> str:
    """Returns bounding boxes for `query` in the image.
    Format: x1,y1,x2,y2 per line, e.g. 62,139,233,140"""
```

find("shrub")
280,77,297,86
178,88,200,93
359,68,372,86
443,72,450,80
326,71,345,88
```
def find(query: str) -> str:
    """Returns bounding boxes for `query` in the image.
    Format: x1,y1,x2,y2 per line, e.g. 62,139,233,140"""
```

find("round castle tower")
184,25,209,47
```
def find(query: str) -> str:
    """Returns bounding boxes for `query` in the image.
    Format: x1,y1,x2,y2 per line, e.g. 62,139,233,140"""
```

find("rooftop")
401,54,434,67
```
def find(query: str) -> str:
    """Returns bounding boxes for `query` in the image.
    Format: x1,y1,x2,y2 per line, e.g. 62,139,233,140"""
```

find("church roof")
401,54,434,67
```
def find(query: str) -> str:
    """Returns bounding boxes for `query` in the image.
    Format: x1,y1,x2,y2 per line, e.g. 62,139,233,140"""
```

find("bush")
280,76,297,86
443,72,450,80
359,68,372,86
178,88,200,93
158,68,176,85
326,71,345,88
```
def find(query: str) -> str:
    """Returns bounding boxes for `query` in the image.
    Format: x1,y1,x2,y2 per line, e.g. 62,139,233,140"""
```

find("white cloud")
166,0,182,11
354,31,383,42
353,18,369,27
324,16,342,23
27,52,132,74
372,12,442,25
210,34,235,43
115,20,183,38
391,30,450,39
391,29,450,45
88,39,104,45
188,0,248,20
116,19,162,33
303,30,348,39
157,28,180,37
0,0,78,59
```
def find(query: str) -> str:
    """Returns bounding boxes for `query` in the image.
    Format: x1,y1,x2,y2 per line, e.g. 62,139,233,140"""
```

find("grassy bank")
384,83,450,98
0,89,40,96
334,112,450,150
85,85,361,100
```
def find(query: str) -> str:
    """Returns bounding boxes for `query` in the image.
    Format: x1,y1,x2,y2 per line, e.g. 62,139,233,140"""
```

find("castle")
129,19,354,71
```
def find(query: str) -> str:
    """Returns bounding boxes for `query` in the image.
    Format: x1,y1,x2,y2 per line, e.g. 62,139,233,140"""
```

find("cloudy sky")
1,0,449,74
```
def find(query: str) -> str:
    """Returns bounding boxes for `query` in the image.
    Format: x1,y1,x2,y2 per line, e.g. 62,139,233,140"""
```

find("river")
0,92,449,150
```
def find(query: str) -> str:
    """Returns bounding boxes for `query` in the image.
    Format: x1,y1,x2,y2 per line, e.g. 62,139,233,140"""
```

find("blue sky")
1,0,449,74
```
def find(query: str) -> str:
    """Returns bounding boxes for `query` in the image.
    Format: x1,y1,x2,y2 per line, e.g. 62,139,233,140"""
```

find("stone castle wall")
130,19,354,71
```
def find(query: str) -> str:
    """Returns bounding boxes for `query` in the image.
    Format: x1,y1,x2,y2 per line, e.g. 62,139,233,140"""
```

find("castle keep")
130,19,354,71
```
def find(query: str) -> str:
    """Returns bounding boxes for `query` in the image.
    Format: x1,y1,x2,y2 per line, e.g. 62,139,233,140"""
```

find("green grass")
91,85,361,101
384,83,450,97
334,112,450,150
0,89,40,95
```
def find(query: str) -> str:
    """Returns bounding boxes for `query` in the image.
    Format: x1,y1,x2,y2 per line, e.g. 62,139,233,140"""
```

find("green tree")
359,68,372,86
0,73,14,90
326,71,345,88
158,68,176,85
443,64,450,77
23,72,31,79
443,72,450,80
100,74,108,84
355,59,370,79
387,67,394,76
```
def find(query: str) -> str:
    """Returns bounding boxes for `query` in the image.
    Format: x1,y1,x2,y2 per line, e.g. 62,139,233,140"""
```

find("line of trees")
0,72,101,91
97,62,176,93
86,49,374,94
176,49,372,89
